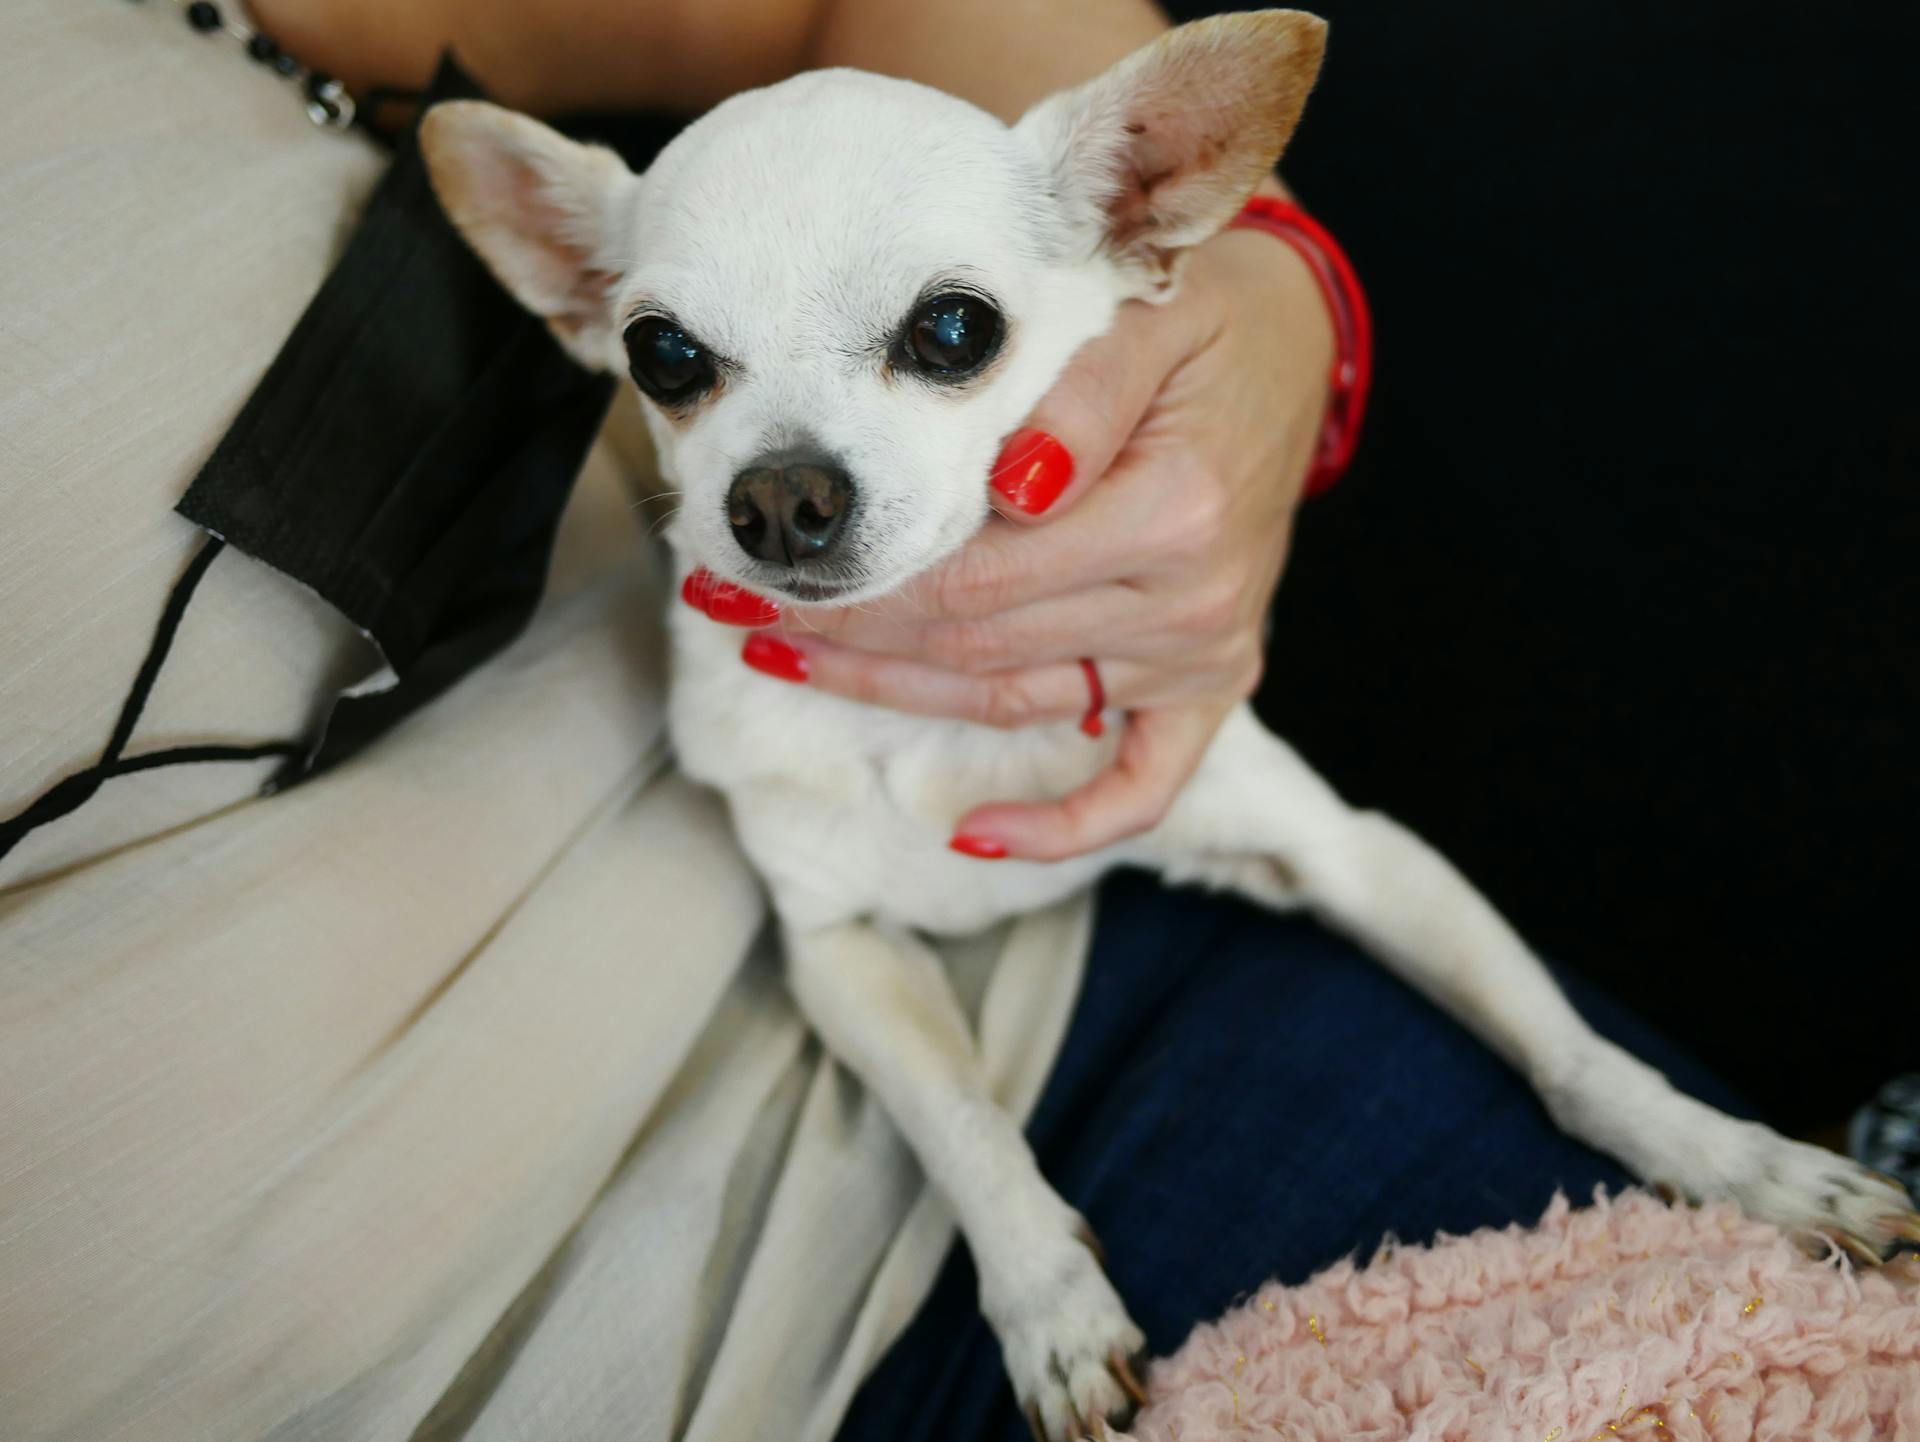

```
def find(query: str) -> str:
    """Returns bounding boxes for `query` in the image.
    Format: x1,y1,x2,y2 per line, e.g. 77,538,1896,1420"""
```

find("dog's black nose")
727,452,854,566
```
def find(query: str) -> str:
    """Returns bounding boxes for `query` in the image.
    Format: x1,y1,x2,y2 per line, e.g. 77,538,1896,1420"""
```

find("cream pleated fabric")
0,7,1092,1439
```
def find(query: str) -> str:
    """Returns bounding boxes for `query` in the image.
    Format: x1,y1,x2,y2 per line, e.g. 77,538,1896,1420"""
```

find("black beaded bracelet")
125,0,356,129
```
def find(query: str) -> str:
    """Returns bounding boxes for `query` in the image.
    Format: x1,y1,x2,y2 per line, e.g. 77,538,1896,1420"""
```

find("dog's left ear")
1016,9,1328,298
420,100,639,369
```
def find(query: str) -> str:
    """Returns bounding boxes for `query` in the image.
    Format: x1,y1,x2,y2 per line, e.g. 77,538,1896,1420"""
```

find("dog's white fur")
422,15,1916,1436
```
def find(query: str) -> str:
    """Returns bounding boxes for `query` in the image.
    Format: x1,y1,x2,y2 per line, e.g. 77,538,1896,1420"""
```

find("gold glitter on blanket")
1743,1296,1763,1315
1307,1314,1327,1346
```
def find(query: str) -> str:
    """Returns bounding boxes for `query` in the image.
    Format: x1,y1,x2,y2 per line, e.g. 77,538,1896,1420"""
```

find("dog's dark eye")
904,293,1002,378
625,316,716,404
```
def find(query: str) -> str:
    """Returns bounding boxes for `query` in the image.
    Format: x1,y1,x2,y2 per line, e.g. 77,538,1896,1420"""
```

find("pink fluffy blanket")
1120,1191,1919,1442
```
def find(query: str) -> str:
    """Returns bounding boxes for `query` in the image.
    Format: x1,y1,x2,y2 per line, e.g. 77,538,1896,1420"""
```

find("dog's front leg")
784,920,1146,1438
1164,708,1918,1260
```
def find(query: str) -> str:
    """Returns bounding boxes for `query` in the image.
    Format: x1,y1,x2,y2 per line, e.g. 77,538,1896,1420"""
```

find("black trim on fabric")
0,538,303,863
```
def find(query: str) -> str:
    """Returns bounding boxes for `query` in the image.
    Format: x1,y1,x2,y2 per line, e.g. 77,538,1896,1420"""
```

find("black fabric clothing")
1167,0,1919,1128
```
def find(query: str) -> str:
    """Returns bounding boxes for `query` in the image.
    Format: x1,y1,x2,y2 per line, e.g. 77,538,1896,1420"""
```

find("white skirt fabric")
0,7,1093,1439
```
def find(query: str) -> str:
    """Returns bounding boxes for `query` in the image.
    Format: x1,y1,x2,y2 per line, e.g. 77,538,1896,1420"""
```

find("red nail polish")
683,568,781,627
742,633,809,682
990,428,1074,515
680,569,714,609
949,833,1008,860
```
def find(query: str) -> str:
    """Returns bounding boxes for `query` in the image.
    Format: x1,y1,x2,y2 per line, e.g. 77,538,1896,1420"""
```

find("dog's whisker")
629,488,685,512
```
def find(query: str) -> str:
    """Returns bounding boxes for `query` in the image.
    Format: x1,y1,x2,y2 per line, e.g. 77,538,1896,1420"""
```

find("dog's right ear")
1015,10,1327,300
420,101,639,370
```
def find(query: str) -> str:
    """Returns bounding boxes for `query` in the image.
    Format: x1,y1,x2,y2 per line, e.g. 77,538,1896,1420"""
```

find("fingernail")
742,633,809,682
949,832,1009,860
990,428,1074,515
682,568,781,627
1080,711,1105,739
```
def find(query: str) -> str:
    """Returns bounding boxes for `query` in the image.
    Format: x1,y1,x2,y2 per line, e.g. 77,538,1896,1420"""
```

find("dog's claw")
1025,1402,1047,1442
1836,1232,1885,1268
1109,1348,1150,1409
1074,1218,1108,1271
1886,1212,1920,1245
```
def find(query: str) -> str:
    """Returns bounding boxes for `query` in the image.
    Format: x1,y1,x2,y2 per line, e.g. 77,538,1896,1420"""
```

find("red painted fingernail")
990,428,1074,515
680,568,718,609
742,633,809,682
949,833,1008,860
682,568,781,627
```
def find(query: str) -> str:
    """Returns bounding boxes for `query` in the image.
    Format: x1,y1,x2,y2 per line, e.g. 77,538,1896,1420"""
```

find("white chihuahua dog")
422,12,1917,1436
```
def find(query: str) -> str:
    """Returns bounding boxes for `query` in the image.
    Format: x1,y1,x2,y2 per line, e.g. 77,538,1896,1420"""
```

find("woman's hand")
731,223,1335,861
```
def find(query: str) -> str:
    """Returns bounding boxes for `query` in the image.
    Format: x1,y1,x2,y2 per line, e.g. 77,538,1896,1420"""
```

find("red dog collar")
1228,196,1374,497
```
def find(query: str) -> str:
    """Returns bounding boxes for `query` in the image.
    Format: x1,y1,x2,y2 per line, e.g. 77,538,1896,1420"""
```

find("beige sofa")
0,6,1089,1438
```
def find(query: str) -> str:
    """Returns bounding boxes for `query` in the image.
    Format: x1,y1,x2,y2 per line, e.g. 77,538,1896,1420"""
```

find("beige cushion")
0,6,1095,1440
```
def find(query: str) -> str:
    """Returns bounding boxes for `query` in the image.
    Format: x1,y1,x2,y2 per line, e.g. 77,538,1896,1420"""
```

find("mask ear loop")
0,536,306,864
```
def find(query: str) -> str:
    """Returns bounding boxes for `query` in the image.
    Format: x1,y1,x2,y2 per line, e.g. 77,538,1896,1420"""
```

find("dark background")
1157,0,1919,1129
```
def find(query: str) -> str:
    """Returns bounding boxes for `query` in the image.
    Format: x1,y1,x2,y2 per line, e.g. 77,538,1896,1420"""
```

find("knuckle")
837,662,893,710
1234,643,1266,698
1066,784,1164,847
936,546,1008,618
1138,785,1176,833
925,619,1003,673
1228,641,1274,698
1051,383,1112,451
1113,798,1171,843
978,674,1044,730
1056,791,1106,844
1180,578,1243,637
1166,466,1229,557
1055,335,1127,426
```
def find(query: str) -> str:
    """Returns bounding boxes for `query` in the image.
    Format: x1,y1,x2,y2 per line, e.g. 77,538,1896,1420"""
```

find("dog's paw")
1675,1123,1920,1266
986,1219,1147,1441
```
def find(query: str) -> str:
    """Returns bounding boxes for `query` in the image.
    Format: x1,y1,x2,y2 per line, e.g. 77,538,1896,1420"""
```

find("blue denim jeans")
835,870,1747,1442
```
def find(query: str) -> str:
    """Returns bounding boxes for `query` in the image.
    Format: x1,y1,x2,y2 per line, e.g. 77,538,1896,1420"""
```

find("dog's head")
422,11,1325,605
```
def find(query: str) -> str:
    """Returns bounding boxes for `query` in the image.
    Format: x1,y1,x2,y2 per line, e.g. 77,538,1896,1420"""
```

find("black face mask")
1,59,678,864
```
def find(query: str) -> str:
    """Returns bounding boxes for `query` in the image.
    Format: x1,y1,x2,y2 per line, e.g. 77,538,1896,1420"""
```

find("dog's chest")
668,610,1117,932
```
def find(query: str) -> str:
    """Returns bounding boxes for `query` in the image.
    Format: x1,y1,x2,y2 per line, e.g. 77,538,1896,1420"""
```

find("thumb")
948,704,1218,861
987,312,1175,526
